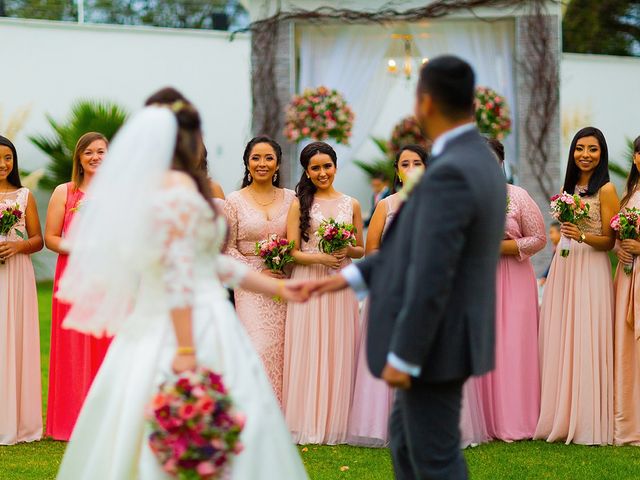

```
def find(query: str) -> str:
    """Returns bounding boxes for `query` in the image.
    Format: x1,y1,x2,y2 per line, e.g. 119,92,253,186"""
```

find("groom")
313,56,506,479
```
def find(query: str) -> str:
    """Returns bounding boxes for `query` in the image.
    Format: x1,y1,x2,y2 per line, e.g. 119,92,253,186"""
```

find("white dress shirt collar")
430,122,477,157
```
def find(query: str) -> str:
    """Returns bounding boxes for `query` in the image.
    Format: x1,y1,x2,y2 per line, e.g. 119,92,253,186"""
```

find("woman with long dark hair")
284,141,364,444
612,135,640,445
56,100,309,479
44,131,113,441
0,136,44,445
224,136,295,404
535,127,619,445
347,144,427,447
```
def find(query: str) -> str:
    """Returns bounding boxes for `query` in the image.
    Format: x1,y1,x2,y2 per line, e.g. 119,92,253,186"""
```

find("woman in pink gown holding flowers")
476,139,546,441
224,136,295,404
535,127,619,445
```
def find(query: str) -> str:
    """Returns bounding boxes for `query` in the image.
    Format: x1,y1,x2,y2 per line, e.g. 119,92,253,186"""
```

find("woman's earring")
247,172,252,183
273,172,278,183
79,165,84,174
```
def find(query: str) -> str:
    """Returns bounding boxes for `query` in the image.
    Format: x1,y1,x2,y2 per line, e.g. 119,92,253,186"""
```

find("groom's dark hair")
418,55,475,121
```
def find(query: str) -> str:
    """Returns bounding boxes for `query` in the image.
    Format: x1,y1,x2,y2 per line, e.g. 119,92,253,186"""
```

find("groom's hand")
382,363,411,390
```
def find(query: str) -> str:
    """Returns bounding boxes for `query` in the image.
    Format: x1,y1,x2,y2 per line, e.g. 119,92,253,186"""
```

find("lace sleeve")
216,254,250,288
514,188,547,261
223,195,249,265
155,186,203,309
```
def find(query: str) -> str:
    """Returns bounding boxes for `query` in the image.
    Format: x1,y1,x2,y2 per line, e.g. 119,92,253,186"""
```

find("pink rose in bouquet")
610,207,640,275
255,234,295,273
146,368,245,479
316,218,357,254
0,203,26,265
550,192,590,257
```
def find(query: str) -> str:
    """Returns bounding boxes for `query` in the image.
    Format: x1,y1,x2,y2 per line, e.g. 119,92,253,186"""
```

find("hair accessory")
170,100,186,113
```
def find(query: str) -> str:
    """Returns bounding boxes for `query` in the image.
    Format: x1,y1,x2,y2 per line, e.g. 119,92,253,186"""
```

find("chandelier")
386,33,428,80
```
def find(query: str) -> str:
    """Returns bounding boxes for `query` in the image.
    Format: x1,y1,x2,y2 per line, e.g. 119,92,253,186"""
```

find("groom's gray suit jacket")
358,129,506,383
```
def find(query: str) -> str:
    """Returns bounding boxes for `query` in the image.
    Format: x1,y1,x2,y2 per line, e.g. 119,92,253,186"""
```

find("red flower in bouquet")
255,234,295,273
550,192,590,257
146,367,245,480
316,218,357,254
284,87,354,145
610,207,640,275
0,203,26,265
474,86,512,140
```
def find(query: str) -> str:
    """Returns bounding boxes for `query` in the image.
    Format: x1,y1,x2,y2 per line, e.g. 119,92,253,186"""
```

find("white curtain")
297,20,517,178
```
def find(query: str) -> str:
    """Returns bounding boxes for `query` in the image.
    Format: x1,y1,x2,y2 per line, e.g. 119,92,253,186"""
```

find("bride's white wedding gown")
57,183,308,479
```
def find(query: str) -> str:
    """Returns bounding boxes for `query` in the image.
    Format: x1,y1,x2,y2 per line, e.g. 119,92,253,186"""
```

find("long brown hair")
71,132,108,189
621,135,640,208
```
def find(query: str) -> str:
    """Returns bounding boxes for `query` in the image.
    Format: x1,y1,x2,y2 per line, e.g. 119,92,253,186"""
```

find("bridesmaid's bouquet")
611,207,640,275
0,203,25,265
316,218,357,254
146,368,245,480
550,192,590,257
255,234,295,273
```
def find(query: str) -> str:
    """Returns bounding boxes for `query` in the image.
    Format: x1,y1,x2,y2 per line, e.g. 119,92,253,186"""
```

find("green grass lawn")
1,283,639,479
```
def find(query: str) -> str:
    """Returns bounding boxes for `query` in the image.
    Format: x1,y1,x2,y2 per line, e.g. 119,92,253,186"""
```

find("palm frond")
608,137,637,181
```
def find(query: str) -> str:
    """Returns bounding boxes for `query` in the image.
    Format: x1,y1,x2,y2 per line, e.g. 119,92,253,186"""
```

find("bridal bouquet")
0,204,25,265
316,218,357,254
255,234,295,273
611,207,640,275
146,368,245,480
550,192,590,257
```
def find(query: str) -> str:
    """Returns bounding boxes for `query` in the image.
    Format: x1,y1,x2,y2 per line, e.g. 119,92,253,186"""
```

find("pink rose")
179,403,198,420
197,462,217,477
235,412,247,430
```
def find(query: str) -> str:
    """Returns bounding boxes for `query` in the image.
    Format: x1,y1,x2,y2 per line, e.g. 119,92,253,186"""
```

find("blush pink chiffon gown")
476,184,546,441
284,195,360,445
535,187,614,445
612,190,640,445
224,189,295,404
0,187,42,444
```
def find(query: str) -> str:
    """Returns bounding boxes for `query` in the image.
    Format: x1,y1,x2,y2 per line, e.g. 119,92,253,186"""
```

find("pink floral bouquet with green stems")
388,116,429,158
0,203,25,265
255,234,295,273
550,192,590,257
610,207,640,275
283,86,354,145
474,86,512,140
146,368,245,480
316,218,357,254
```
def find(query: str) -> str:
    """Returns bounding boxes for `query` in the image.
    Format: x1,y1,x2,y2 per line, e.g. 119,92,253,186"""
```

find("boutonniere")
399,168,425,202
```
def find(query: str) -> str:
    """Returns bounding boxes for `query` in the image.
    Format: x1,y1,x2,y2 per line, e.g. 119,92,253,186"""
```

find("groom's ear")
415,93,432,128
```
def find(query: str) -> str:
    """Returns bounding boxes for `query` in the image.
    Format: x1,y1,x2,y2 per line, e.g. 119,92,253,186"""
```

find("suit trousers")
390,378,468,480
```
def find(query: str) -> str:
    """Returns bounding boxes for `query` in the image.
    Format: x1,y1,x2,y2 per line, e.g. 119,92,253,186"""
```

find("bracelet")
277,280,286,298
177,346,196,356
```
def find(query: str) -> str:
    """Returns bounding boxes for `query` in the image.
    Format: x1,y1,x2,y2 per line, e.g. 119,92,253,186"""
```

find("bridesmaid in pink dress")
476,139,546,441
535,127,619,445
224,136,295,404
44,132,113,440
284,142,364,444
0,137,44,444
612,135,640,445
348,144,428,447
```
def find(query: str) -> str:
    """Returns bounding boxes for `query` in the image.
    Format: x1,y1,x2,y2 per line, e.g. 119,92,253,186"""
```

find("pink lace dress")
0,187,42,444
224,189,295,404
476,184,546,441
284,195,360,445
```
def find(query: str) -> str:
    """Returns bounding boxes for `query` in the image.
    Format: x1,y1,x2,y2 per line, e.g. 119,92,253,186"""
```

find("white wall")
561,53,640,188
0,18,251,193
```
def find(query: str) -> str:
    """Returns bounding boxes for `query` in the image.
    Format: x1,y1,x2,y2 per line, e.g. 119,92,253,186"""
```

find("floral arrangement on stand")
388,116,429,158
283,86,354,145
146,368,245,479
474,86,512,140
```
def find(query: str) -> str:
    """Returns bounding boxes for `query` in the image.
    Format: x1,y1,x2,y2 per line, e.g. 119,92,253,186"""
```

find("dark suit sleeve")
389,164,473,367
355,252,380,286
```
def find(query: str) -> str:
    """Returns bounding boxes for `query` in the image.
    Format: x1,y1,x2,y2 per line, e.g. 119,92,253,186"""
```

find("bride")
55,101,309,479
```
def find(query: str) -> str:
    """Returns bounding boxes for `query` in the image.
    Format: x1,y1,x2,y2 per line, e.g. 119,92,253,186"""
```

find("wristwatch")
578,231,586,243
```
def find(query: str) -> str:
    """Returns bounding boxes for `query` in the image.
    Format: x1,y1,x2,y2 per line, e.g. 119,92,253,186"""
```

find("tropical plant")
353,137,396,184
30,100,128,191
608,137,637,181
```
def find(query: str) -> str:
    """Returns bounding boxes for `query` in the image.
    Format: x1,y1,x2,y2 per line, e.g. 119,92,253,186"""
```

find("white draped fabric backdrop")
297,20,517,208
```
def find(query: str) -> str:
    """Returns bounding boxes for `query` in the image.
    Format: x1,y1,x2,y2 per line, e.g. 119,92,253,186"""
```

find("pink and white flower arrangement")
550,192,590,257
388,116,429,158
316,218,357,254
0,203,25,265
255,234,295,273
284,86,354,145
474,86,512,140
610,207,640,275
146,368,245,479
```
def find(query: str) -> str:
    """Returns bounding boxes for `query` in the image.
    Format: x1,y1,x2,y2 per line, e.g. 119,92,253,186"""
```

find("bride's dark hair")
296,142,337,243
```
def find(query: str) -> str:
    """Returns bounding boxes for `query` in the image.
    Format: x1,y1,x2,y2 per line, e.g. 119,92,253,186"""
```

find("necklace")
249,187,277,207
